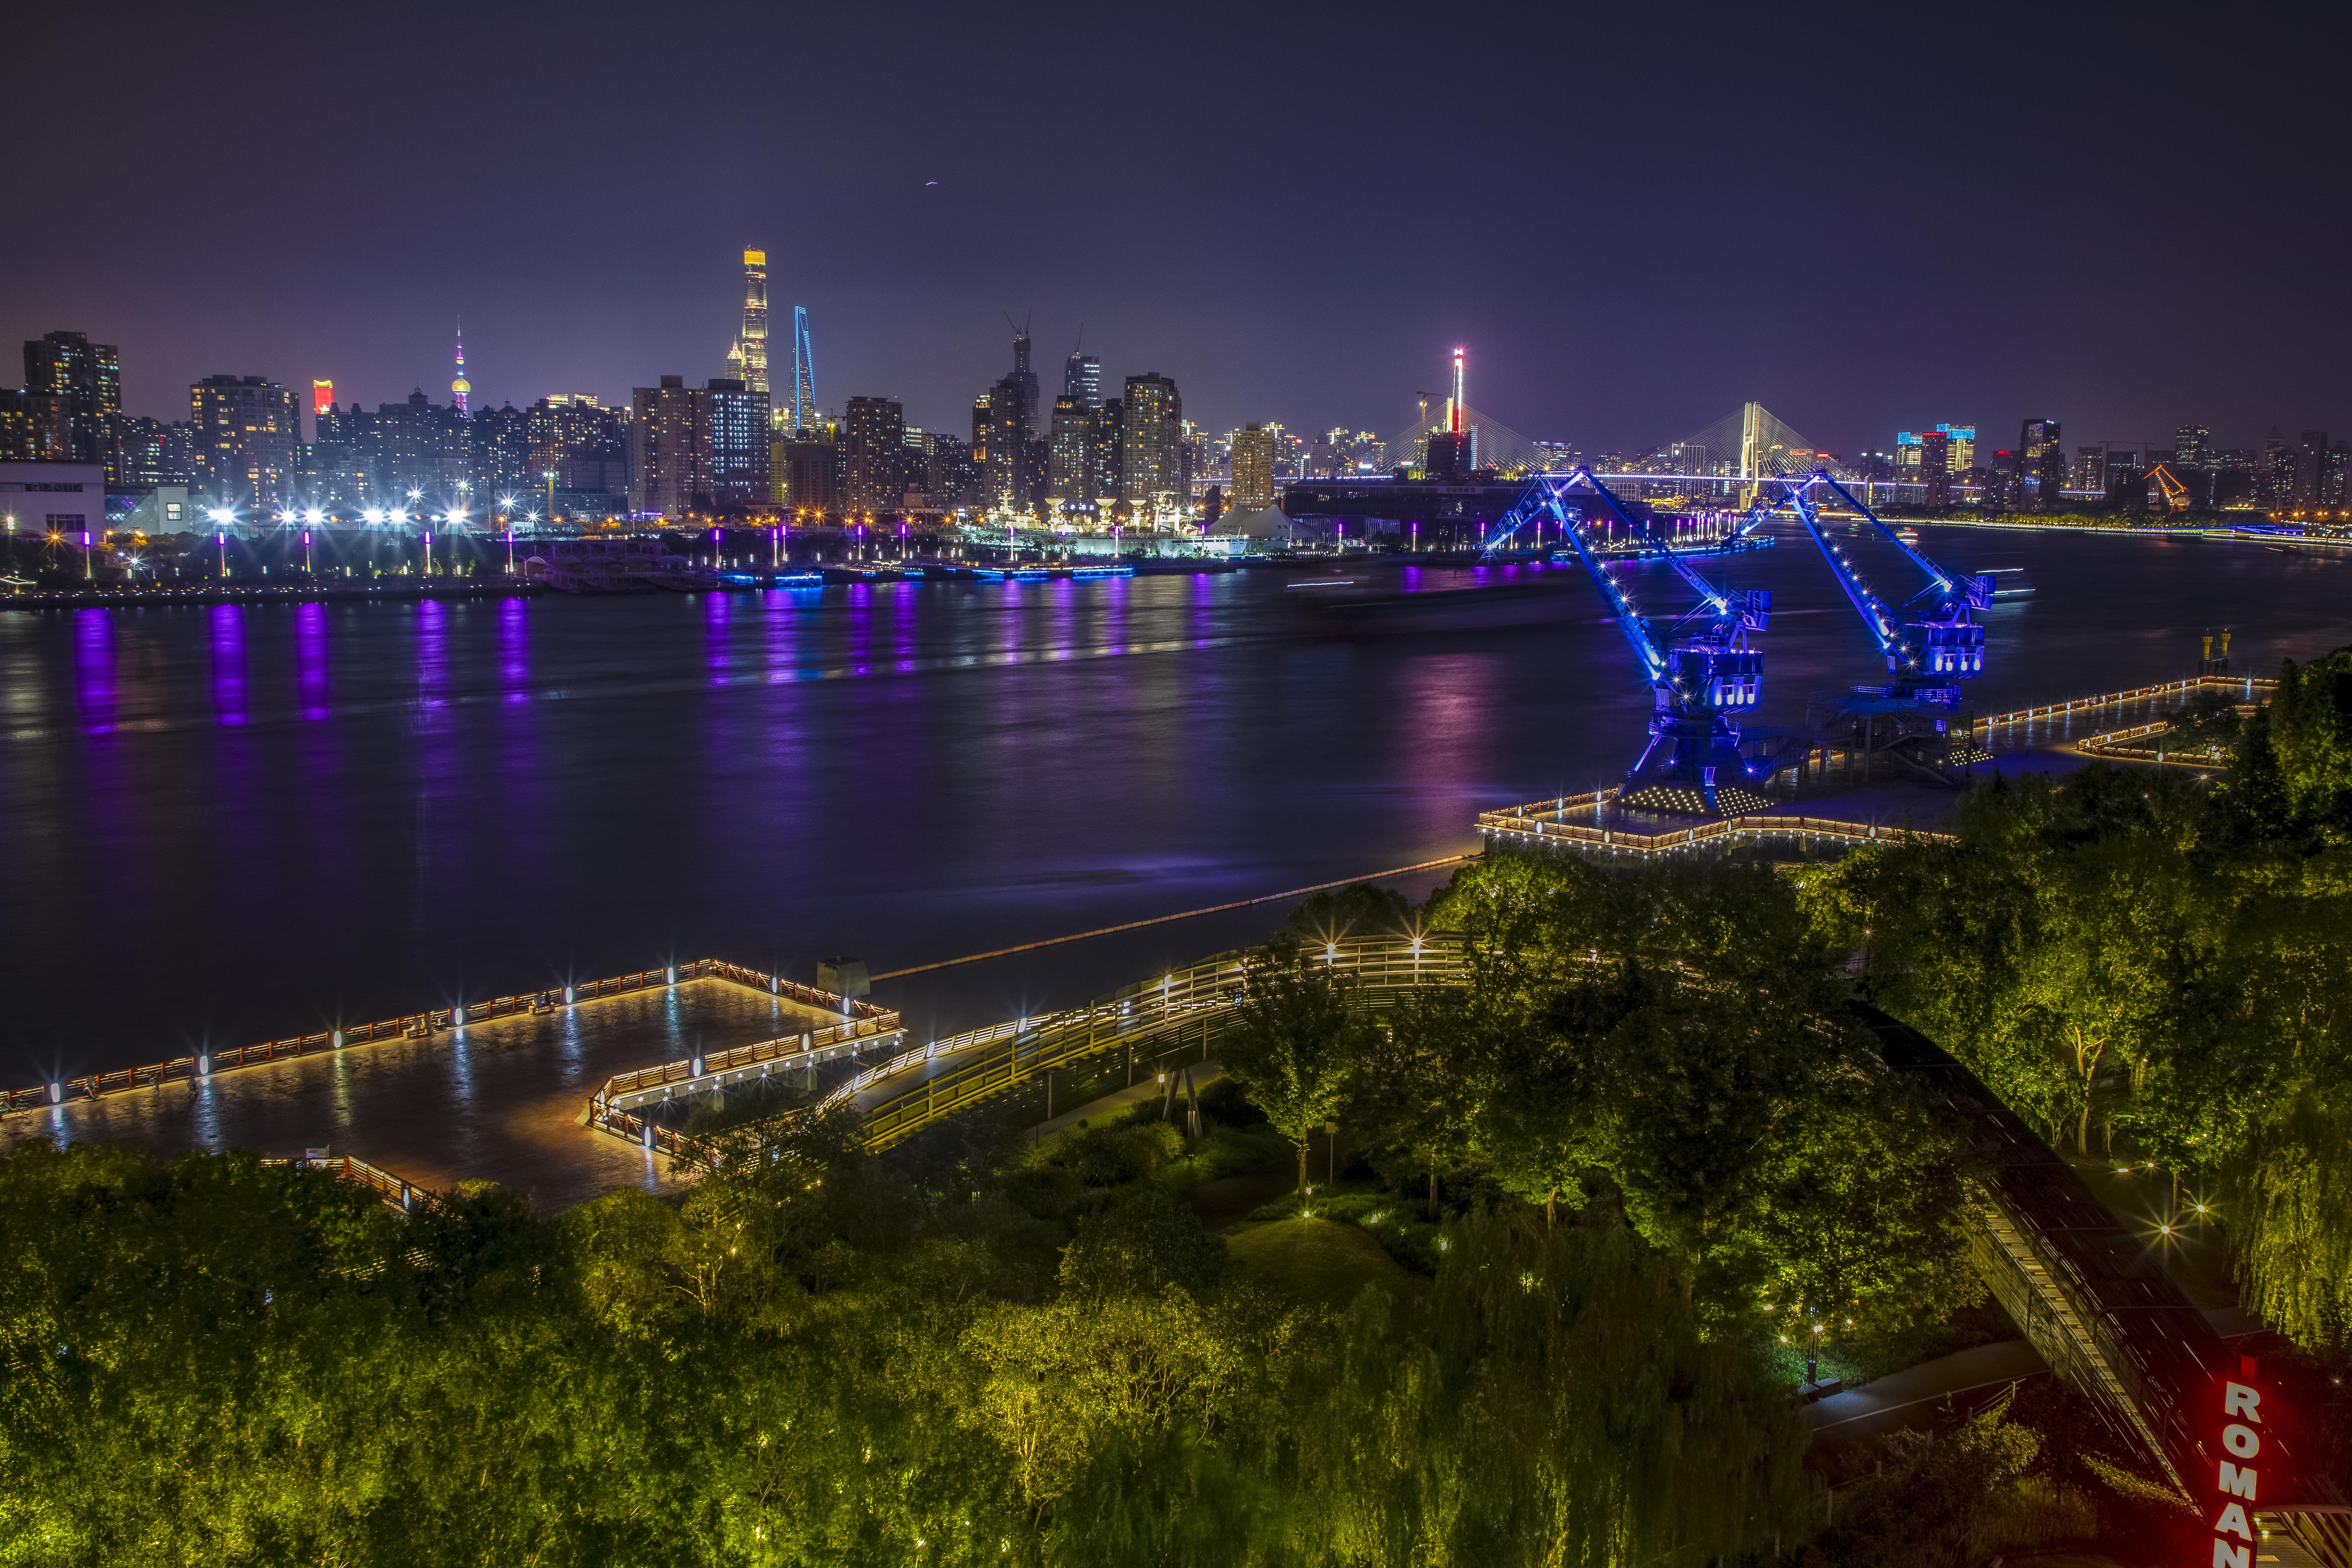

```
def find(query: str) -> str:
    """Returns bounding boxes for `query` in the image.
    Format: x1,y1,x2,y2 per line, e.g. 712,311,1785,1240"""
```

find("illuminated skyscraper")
729,250,770,397
450,324,469,415
1063,347,1100,410
2174,423,2210,469
1007,323,1040,441
2020,418,2063,507
788,307,817,432
1118,373,1182,512
706,378,771,512
1230,424,1275,509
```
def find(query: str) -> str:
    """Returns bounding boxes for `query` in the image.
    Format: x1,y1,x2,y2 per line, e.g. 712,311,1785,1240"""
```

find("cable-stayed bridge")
1381,400,1851,490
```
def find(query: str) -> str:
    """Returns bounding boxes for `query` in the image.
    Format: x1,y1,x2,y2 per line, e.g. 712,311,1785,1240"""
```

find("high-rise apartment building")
924,434,974,509
191,374,300,504
843,396,905,512
779,432,841,512
983,377,1028,509
1089,400,1123,503
628,377,769,516
707,379,771,512
1230,424,1275,509
1118,373,1182,511
1047,394,1093,500
2264,431,2295,506
528,394,632,515
108,415,193,489
2174,424,2210,469
0,391,71,462
2296,429,2330,505
23,330,121,467
630,376,709,518
465,404,532,508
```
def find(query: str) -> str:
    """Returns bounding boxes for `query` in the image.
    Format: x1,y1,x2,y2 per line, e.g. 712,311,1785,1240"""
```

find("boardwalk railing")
1479,802,1956,854
855,934,1463,1150
5,959,898,1114
1973,673,2274,733
589,1013,907,1111
258,1153,439,1214
583,934,1466,1158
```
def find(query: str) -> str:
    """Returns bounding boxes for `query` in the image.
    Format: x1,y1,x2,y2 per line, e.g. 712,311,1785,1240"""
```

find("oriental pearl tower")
450,322,470,414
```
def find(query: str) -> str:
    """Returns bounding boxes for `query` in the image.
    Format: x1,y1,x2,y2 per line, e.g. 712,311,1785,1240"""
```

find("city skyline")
9,6,2350,460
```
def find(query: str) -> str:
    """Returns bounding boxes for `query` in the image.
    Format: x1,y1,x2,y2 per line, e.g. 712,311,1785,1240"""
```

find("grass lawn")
1226,1217,1431,1312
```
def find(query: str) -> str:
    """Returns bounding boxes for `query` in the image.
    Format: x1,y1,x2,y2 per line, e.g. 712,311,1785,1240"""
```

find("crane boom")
1500,471,1772,813
1785,470,1994,702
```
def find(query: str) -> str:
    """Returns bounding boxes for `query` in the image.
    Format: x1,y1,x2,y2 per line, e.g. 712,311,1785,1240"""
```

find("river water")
3,524,2345,1202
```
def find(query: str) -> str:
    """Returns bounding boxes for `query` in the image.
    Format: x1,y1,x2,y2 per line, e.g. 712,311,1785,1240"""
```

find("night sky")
10,3,2348,458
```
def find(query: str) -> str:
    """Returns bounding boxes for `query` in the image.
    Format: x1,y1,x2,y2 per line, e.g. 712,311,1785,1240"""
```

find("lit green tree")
1223,943,1380,1192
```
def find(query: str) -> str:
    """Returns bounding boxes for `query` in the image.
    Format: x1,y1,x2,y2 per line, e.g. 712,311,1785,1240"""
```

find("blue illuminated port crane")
1769,470,1995,783
1488,470,1773,815
1782,470,1994,705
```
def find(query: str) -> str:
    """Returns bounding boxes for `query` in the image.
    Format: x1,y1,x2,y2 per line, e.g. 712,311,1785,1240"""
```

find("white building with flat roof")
0,461,107,540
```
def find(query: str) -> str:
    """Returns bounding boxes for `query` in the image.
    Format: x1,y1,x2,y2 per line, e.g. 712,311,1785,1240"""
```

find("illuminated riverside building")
529,394,631,519
1118,372,1182,512
1048,394,1092,501
1230,422,1275,509
843,395,905,512
1090,399,1122,502
707,379,771,511
630,377,708,517
191,374,300,505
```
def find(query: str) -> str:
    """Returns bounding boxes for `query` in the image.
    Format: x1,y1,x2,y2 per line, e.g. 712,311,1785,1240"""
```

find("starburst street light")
362,507,385,525
303,506,325,527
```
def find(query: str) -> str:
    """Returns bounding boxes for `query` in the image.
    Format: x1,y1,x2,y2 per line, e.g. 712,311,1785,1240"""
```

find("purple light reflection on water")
703,589,733,687
1048,576,1076,663
208,604,247,726
71,609,115,735
845,582,873,678
497,597,529,703
294,602,330,721
415,598,449,708
891,578,918,674
1102,573,1129,653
